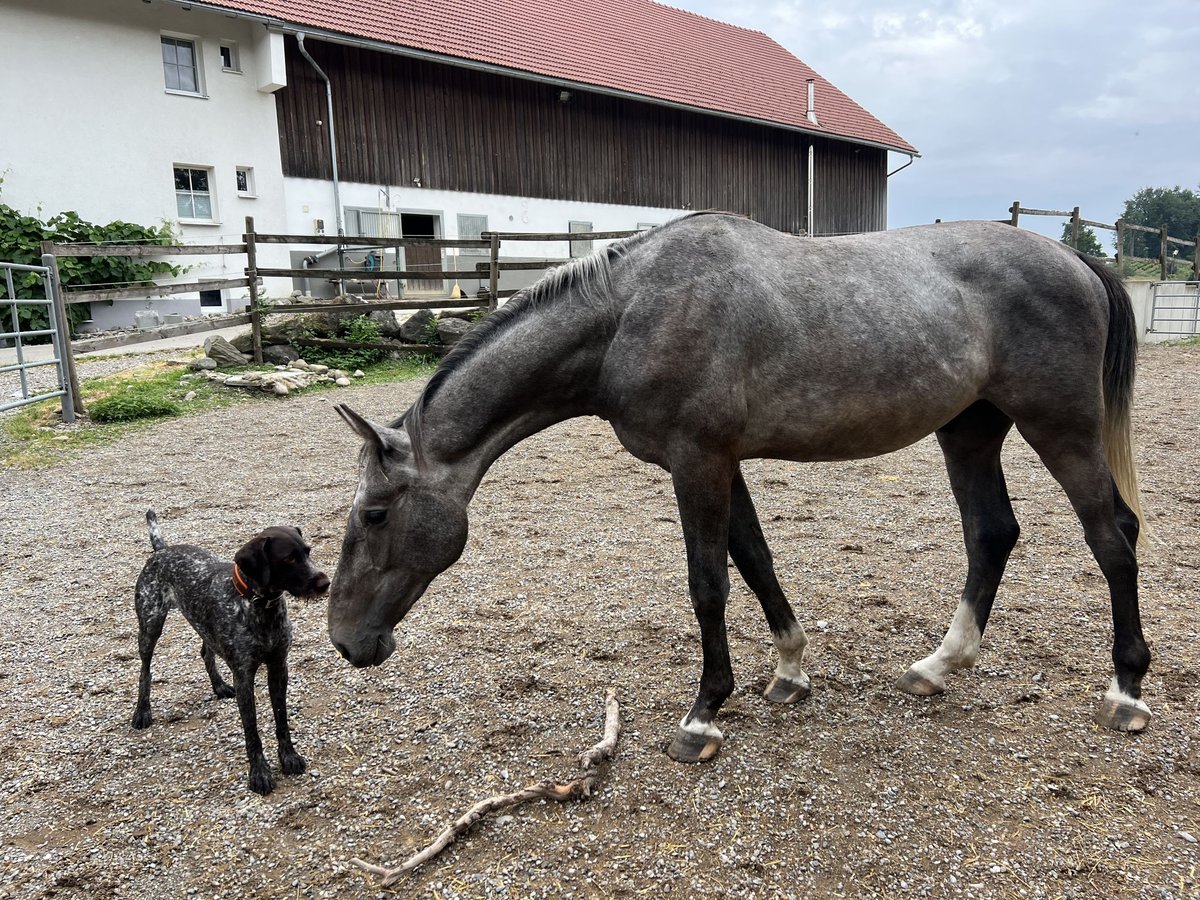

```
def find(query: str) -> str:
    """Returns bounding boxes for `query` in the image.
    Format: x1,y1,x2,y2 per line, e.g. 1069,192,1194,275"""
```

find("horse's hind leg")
899,402,1019,696
1020,426,1150,731
728,467,810,705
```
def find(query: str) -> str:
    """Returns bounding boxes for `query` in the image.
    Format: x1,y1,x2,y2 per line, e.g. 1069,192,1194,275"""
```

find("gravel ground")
1,343,1198,899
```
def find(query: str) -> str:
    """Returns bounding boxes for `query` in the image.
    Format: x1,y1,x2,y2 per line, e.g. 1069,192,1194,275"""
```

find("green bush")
88,383,183,423
302,314,387,370
0,184,180,339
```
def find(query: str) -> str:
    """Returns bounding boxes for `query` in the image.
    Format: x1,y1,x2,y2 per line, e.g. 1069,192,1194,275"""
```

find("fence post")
1009,201,1020,227
245,215,263,364
39,244,83,416
1160,225,1169,281
1194,234,1199,281
1070,207,1080,250
488,232,500,312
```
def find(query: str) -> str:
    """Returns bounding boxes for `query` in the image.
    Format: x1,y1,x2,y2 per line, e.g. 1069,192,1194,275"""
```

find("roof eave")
168,0,919,156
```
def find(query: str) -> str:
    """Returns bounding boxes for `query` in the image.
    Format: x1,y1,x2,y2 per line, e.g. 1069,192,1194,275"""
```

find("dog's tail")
146,510,167,552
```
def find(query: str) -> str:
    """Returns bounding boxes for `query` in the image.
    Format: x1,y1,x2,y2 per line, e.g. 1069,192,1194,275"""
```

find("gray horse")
328,212,1148,763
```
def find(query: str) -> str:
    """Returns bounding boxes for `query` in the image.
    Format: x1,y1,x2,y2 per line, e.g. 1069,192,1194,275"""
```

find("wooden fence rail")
1008,201,1199,280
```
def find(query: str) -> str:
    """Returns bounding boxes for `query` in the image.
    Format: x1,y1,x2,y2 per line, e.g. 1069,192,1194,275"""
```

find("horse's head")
328,404,468,668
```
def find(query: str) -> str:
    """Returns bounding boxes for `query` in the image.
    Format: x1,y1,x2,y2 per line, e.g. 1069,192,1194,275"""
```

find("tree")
1059,222,1107,257
1120,185,1200,258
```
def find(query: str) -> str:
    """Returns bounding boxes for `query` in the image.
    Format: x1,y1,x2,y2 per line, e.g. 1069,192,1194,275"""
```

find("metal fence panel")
0,261,76,422
1148,281,1200,337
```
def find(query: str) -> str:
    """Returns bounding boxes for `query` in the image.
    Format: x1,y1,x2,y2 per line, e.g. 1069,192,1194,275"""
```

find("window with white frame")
569,221,594,258
174,166,215,221
219,42,240,73
162,36,203,95
235,166,255,197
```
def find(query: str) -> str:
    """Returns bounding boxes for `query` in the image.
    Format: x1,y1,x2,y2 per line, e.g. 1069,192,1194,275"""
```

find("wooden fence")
1008,201,1199,280
243,217,638,363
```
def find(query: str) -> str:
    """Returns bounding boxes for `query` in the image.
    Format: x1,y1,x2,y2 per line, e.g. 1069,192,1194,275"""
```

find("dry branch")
350,688,620,887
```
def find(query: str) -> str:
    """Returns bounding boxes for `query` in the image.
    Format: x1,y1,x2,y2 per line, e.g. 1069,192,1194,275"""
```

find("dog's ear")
234,535,271,593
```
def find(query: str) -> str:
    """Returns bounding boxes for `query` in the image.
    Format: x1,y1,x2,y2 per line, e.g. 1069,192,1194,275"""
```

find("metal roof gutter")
161,0,920,157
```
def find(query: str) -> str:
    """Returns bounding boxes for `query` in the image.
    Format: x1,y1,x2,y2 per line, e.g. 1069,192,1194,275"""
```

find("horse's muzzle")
331,628,397,668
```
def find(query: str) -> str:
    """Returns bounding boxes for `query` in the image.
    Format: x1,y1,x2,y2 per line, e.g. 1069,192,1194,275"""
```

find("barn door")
401,213,444,295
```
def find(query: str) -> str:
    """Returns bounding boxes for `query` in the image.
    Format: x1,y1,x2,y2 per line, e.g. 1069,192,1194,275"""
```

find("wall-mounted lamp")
559,90,572,103
413,176,422,188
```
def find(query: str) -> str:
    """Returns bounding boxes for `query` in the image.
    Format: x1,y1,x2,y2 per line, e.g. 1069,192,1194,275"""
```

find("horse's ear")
334,404,410,456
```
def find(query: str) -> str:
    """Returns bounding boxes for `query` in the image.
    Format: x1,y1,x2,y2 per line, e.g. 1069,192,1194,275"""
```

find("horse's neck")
418,299,612,487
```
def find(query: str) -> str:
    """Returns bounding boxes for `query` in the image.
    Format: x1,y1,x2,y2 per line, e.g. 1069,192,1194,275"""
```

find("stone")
353,370,365,378
190,357,218,371
262,344,300,366
368,309,404,338
335,377,352,387
436,316,472,347
183,391,197,402
203,335,250,368
272,381,289,396
398,308,436,343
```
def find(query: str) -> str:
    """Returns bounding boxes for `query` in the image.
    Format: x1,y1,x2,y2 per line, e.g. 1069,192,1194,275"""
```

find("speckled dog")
131,510,330,795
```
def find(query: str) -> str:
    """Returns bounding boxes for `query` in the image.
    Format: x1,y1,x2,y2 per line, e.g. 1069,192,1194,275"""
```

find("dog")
131,510,330,795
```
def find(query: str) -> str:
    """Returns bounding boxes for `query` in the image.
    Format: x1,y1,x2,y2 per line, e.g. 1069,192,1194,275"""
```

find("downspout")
295,33,345,280
805,79,817,236
887,154,915,178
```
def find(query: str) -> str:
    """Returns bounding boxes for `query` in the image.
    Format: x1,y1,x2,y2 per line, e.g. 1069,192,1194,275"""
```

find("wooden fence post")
1160,225,1169,281
245,216,263,364
488,232,500,312
1009,201,1020,227
1115,219,1124,271
38,245,83,416
1194,234,1199,281
1071,207,1080,250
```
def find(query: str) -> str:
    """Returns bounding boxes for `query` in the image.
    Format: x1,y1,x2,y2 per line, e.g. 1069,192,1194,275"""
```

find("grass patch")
0,353,439,469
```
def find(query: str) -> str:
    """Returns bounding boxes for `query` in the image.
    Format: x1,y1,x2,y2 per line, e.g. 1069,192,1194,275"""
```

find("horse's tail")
1076,252,1144,541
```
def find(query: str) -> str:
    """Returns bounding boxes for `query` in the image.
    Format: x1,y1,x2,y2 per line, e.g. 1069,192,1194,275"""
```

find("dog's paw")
248,761,275,795
213,684,235,700
131,708,153,730
281,752,307,776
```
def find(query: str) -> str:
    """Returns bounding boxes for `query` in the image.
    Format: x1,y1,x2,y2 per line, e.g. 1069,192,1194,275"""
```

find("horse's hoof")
764,674,811,705
896,667,945,697
1095,696,1151,733
667,727,722,763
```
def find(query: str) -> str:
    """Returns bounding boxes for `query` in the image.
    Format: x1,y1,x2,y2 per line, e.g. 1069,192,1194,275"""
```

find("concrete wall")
0,0,290,328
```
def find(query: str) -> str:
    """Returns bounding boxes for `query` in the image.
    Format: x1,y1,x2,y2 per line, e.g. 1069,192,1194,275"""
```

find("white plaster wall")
283,177,687,296
0,0,290,328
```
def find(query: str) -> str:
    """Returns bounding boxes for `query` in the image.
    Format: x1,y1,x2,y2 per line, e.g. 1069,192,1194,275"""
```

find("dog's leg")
232,666,274,795
200,642,235,699
267,651,306,777
131,588,168,730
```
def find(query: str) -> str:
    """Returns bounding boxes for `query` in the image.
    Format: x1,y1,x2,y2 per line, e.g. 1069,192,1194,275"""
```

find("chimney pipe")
806,78,818,125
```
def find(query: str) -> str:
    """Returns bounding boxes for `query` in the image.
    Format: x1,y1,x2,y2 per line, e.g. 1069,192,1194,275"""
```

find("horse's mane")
396,211,733,460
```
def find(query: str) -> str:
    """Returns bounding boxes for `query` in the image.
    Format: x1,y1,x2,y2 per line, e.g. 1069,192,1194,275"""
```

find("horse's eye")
363,508,388,526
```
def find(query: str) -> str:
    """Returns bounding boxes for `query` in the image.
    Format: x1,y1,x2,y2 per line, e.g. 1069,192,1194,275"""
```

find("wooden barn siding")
276,41,887,235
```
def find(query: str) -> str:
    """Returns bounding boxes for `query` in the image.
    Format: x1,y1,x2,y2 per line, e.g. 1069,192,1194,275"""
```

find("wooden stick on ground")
351,688,621,887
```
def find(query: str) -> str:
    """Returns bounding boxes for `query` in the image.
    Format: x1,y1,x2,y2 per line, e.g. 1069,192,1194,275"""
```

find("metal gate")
1,258,76,423
1148,281,1200,338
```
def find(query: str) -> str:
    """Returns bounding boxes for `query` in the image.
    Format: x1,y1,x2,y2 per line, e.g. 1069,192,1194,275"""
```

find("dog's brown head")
234,526,331,601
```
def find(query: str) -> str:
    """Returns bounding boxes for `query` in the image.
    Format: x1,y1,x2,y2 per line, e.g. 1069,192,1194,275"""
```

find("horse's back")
600,214,1113,465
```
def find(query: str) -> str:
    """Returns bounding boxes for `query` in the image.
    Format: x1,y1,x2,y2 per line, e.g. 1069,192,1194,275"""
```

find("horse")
327,211,1150,763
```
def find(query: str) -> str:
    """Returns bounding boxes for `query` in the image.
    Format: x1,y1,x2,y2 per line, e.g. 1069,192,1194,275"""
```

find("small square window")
162,36,202,95
569,221,594,258
457,214,488,242
174,165,216,222
199,289,224,308
235,166,255,196
220,43,240,72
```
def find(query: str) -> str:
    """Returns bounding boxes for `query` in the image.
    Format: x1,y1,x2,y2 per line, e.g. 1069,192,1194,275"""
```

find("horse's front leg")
667,455,735,763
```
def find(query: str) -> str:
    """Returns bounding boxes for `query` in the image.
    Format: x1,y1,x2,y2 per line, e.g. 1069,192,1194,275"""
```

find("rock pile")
184,359,364,396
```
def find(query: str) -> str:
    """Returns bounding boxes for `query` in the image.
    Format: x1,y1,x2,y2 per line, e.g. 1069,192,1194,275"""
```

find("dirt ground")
1,343,1198,899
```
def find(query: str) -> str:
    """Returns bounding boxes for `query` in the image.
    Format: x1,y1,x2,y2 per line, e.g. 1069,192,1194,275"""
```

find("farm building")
0,0,917,328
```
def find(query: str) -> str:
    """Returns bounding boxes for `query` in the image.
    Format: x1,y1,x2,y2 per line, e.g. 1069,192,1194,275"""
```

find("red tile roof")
191,0,917,154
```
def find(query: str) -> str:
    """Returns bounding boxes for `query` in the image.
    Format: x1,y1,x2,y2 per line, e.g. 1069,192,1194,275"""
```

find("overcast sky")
668,0,1199,240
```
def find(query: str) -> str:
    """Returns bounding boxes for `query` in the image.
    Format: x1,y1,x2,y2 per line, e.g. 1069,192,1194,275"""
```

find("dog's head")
234,526,331,601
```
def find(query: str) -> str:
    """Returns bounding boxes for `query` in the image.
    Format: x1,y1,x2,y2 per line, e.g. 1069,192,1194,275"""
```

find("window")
219,42,240,73
569,221,594,258
199,289,224,308
345,208,400,238
235,166,255,197
162,36,202,95
457,214,488,242
174,166,215,221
